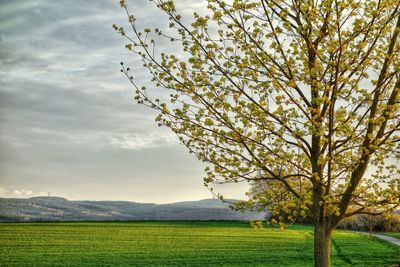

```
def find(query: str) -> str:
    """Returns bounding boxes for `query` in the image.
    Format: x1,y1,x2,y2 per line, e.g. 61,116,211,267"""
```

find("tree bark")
368,218,372,238
314,223,332,267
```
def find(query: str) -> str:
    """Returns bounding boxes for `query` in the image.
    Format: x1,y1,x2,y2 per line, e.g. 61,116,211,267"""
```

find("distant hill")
0,197,267,222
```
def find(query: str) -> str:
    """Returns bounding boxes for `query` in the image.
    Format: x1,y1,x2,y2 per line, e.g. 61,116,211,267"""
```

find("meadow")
0,221,399,266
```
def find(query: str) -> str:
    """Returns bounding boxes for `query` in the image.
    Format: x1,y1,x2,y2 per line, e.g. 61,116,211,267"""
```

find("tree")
382,210,400,232
115,0,400,266
235,170,313,228
357,209,384,237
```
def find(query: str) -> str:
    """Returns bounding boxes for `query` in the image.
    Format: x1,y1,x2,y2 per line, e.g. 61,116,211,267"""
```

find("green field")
1,222,399,266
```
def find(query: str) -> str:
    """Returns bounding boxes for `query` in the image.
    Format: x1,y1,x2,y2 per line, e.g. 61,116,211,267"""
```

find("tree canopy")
115,0,400,266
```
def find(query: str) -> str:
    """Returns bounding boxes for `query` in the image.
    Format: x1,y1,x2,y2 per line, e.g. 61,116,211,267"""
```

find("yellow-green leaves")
159,1,175,12
204,118,214,126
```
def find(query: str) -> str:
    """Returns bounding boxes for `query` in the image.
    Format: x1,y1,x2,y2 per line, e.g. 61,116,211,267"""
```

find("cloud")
13,189,33,196
0,0,249,203
0,186,47,198
0,186,7,196
109,132,178,150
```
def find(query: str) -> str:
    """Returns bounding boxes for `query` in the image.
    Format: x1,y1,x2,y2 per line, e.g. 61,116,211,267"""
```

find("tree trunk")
368,219,372,238
314,223,331,267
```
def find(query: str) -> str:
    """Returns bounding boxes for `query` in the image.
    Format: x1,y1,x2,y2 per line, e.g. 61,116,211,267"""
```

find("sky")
0,0,248,203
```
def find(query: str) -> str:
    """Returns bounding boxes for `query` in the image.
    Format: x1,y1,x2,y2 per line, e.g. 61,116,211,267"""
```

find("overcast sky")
0,0,248,203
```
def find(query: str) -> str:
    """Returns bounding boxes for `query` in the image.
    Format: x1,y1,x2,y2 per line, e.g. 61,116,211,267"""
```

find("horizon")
0,194,228,205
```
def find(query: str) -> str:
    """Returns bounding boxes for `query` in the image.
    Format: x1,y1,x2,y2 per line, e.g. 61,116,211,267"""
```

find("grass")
0,221,399,266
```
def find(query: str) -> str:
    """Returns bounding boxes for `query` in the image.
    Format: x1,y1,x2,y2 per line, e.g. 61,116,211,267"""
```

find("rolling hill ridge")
0,197,266,221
